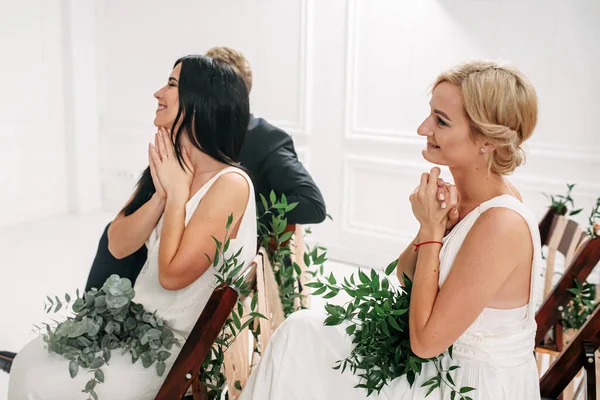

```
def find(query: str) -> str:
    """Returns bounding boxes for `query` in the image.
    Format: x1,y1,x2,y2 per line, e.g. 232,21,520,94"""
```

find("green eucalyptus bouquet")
41,275,180,400
307,261,475,399
40,214,264,400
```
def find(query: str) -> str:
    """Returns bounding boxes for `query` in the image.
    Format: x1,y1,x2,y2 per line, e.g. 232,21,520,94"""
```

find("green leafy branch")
543,183,583,217
199,214,266,399
422,358,475,400
562,278,599,330
586,196,600,238
44,292,74,314
257,191,326,318
306,261,475,398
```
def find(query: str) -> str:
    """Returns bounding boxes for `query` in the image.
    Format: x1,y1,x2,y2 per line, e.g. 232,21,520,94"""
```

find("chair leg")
537,352,545,376
596,349,600,399
563,371,577,400
583,342,597,400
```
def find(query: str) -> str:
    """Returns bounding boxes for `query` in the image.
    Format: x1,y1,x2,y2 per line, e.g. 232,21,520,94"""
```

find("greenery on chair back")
559,197,600,332
307,261,475,398
257,191,327,317
39,215,263,400
543,183,583,216
199,214,266,399
586,196,600,238
562,278,599,331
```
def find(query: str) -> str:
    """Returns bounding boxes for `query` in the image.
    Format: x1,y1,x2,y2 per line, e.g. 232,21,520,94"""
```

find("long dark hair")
123,55,250,216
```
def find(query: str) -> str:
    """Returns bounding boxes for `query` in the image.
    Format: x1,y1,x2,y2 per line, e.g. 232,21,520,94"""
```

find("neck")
449,163,509,211
188,147,230,178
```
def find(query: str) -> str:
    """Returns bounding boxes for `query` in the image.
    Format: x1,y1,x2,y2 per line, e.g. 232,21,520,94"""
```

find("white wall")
0,0,103,228
313,0,600,268
96,0,600,268
0,0,69,227
96,0,312,210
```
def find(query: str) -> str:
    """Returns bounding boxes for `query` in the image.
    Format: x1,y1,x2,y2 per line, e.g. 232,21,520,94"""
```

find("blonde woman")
240,60,542,399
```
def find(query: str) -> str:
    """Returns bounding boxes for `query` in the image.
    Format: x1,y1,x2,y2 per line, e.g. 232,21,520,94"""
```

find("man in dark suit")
0,47,325,374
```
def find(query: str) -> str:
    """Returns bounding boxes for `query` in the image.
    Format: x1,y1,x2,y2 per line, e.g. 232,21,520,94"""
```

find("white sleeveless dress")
8,167,257,400
240,195,541,400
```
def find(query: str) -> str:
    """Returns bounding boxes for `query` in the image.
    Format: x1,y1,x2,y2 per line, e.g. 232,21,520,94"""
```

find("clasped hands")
409,167,460,241
148,127,194,203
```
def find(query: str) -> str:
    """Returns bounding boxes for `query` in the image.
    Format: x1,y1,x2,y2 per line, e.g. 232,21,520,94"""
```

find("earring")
480,147,485,154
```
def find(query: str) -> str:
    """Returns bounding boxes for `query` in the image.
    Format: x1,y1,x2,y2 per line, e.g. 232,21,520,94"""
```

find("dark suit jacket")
84,115,325,291
241,115,326,225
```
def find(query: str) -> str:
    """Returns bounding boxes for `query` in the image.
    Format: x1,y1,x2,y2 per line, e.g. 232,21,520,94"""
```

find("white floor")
0,212,367,399
0,212,116,399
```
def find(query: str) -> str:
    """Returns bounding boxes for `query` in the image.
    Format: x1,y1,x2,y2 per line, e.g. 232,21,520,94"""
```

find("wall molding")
343,0,416,142
343,0,600,163
342,154,426,240
268,0,311,136
510,173,600,201
526,142,600,163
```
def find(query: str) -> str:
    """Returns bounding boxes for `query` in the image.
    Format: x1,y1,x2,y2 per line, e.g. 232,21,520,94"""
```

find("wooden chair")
540,305,600,400
535,215,589,352
254,247,286,348
535,211,600,399
265,223,311,315
222,226,311,399
221,248,285,400
290,224,311,311
155,256,259,400
539,207,560,247
157,222,312,399
222,292,254,400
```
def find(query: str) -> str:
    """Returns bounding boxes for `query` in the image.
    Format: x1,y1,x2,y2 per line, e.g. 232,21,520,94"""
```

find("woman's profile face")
417,82,484,170
153,63,181,129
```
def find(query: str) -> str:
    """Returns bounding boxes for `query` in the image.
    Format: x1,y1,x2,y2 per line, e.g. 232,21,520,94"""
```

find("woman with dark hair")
8,55,257,399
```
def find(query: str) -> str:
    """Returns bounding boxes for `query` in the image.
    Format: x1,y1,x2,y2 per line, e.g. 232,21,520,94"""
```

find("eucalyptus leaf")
95,369,105,383
89,357,104,369
69,360,79,378
85,379,96,391
156,361,166,376
54,296,63,312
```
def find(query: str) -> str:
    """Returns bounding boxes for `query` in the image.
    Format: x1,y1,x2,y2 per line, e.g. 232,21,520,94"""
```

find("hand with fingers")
149,127,195,203
435,178,460,234
409,167,458,241
148,131,167,200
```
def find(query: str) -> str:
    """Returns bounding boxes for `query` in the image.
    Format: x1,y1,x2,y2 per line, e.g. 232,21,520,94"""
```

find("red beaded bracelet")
413,241,443,252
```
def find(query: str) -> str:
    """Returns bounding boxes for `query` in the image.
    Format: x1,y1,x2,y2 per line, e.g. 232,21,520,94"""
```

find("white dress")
8,167,257,400
240,195,541,400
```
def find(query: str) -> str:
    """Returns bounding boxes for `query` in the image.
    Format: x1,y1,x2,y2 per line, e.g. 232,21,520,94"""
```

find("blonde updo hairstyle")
433,60,538,175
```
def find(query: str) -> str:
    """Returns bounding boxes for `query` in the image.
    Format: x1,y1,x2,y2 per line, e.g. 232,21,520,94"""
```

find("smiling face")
152,62,197,151
417,81,489,170
153,63,182,129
